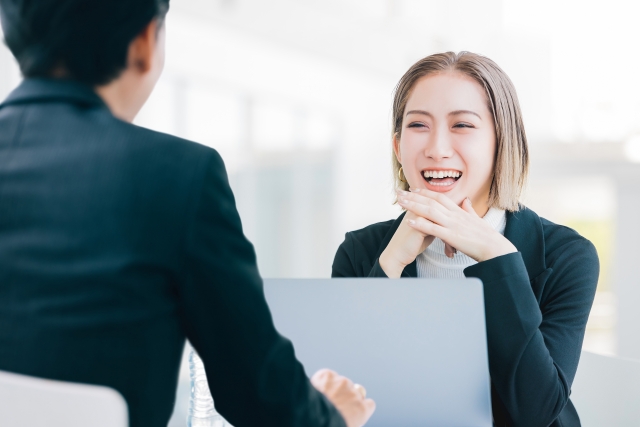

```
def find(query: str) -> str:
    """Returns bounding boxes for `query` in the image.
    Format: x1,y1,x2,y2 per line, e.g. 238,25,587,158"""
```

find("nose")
424,127,454,161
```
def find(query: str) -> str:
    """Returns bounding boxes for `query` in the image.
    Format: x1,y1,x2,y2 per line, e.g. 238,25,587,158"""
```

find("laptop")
263,278,492,427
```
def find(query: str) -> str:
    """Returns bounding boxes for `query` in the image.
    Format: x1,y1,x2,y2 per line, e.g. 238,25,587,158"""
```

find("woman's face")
395,71,496,214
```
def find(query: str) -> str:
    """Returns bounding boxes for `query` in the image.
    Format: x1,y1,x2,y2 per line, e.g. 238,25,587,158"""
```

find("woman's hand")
379,209,436,278
379,189,459,278
396,189,517,263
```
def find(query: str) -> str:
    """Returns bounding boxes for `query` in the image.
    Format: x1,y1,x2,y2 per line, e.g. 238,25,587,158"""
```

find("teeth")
422,170,462,179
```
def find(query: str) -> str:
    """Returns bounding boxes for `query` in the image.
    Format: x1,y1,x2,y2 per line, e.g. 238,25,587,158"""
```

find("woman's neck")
471,198,490,218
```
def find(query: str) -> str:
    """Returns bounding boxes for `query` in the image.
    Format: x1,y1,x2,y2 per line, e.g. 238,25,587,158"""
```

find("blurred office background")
2,0,640,424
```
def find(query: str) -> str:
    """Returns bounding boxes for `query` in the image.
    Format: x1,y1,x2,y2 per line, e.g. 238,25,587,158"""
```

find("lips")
422,169,462,192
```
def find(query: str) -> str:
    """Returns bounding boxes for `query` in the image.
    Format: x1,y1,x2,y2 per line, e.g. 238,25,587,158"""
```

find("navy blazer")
333,208,599,427
0,79,345,427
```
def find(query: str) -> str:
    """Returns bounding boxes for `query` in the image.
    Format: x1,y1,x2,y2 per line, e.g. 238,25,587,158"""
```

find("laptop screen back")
263,278,492,427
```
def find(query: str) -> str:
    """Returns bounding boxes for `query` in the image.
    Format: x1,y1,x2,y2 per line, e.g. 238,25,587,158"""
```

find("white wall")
1,0,638,357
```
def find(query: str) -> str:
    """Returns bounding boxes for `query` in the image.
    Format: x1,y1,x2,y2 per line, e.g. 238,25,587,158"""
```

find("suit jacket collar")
377,206,546,279
0,78,107,110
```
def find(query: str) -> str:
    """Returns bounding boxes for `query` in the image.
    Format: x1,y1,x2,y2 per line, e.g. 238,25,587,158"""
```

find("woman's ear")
393,132,402,163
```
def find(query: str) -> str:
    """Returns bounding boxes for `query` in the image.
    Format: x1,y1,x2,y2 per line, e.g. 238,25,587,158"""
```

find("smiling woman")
332,52,600,427
391,53,527,213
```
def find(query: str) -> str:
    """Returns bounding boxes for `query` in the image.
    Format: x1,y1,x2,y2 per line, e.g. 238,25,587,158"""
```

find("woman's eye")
453,123,474,129
407,122,426,128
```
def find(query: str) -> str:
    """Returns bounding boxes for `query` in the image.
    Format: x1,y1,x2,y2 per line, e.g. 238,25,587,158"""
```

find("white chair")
571,351,640,426
0,370,128,427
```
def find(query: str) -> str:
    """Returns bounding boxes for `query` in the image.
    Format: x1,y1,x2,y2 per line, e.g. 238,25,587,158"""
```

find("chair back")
0,370,128,427
571,351,640,426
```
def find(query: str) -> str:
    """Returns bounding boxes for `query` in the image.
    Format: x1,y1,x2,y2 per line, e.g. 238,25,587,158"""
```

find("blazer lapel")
504,206,547,281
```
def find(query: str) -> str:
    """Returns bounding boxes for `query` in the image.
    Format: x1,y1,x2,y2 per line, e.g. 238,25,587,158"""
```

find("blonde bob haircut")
392,51,528,212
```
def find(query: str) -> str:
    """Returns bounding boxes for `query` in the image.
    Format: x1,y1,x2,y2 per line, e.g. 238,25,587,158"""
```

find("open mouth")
422,170,462,188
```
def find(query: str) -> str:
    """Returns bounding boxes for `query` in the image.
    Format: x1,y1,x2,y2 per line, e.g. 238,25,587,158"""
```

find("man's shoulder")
120,120,217,158
106,119,225,177
90,119,229,214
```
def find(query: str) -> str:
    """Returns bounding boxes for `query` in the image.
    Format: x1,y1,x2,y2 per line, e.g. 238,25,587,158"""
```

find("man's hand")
311,369,376,427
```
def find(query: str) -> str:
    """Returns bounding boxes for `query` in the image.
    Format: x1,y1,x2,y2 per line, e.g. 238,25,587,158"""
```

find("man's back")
0,79,345,427
0,78,215,425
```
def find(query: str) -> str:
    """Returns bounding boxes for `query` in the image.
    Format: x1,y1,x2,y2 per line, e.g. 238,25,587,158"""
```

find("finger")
402,195,450,219
406,215,448,241
409,187,460,211
353,383,366,398
311,369,334,387
461,197,478,216
364,398,376,418
311,368,334,380
397,189,449,214
397,197,450,227
338,375,354,390
444,243,457,258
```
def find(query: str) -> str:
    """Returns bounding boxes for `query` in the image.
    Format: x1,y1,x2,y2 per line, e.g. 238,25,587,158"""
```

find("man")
0,1,375,426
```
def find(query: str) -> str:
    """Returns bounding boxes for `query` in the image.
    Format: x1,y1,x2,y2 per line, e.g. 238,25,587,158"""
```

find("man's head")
0,0,170,121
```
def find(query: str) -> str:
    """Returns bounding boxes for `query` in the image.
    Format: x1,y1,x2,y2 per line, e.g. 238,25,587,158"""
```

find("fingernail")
401,198,408,204
408,219,416,225
396,189,408,195
411,188,420,192
466,197,472,205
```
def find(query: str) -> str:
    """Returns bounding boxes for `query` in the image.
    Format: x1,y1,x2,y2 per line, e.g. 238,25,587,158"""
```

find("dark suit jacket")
332,208,599,427
0,79,345,427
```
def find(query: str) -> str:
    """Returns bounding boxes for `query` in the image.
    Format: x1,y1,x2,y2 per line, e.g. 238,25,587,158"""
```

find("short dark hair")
0,0,170,86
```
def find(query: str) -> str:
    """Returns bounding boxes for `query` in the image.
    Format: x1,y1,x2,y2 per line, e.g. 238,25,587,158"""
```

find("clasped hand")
379,188,516,278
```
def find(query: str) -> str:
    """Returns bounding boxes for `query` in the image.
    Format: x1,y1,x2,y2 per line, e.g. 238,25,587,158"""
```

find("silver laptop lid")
263,278,492,427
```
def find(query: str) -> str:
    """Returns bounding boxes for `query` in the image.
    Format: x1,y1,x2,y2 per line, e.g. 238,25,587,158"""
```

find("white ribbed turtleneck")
416,207,507,279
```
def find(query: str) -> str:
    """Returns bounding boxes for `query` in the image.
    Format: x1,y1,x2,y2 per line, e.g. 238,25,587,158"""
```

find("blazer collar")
378,206,546,280
503,206,547,281
0,78,108,110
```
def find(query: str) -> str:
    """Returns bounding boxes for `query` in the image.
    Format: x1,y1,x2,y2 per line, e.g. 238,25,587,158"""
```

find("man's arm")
177,150,372,427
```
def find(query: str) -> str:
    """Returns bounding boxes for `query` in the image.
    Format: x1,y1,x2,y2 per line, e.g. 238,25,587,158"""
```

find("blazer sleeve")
332,233,358,277
179,151,346,427
464,241,599,427
331,232,388,278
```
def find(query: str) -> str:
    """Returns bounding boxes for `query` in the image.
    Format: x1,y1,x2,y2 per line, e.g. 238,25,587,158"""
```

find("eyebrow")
405,110,433,118
405,109,481,120
449,110,481,119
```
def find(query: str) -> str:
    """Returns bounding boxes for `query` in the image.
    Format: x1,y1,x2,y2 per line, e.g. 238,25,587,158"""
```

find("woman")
332,52,599,427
